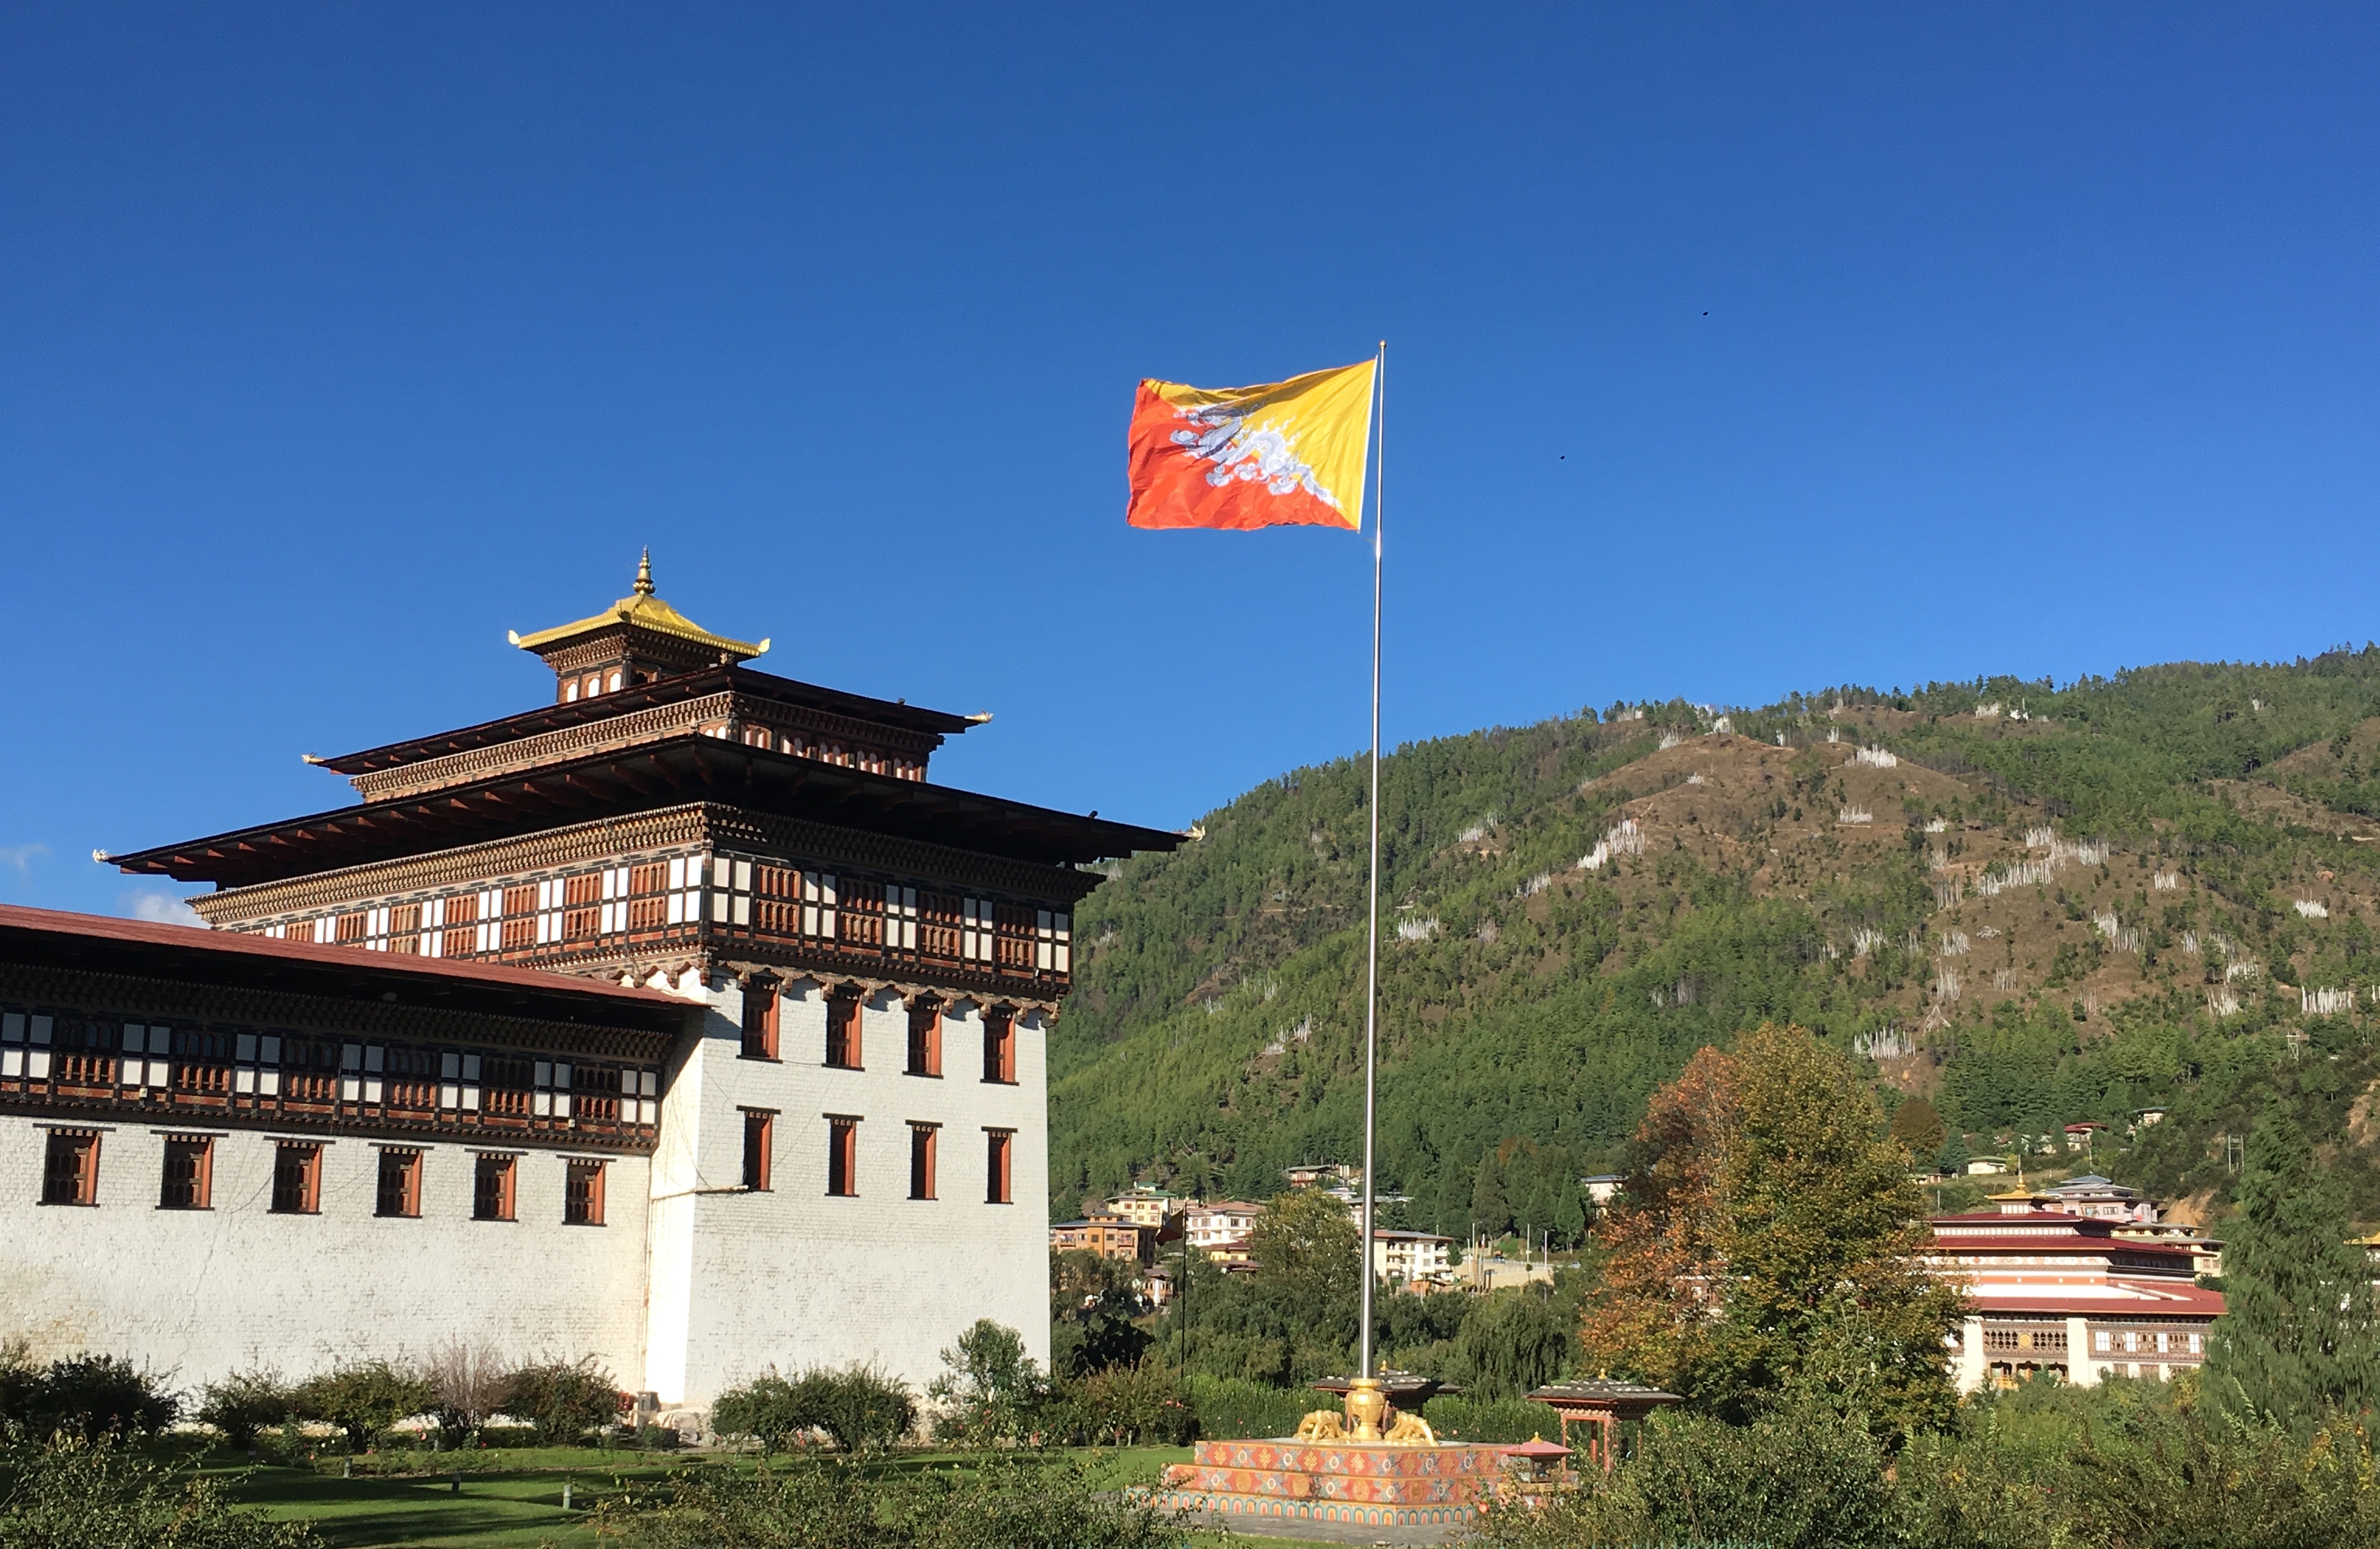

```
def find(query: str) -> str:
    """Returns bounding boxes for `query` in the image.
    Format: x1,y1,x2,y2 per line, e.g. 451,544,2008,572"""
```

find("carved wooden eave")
113,733,1175,890
185,803,1105,930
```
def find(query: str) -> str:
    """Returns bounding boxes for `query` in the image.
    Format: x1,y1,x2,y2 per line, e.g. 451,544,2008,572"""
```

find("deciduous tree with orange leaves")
1578,1024,1963,1436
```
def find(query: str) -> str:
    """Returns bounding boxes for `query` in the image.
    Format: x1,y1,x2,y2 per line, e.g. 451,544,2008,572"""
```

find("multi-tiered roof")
108,561,1178,996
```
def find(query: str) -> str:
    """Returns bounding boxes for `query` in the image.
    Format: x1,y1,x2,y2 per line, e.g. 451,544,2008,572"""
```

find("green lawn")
211,1446,1196,1548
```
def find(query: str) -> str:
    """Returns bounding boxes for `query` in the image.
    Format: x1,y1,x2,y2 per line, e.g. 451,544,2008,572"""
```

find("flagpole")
1358,339,1385,1382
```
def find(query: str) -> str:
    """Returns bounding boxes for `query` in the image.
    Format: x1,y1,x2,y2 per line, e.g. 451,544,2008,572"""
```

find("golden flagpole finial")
634,548,654,596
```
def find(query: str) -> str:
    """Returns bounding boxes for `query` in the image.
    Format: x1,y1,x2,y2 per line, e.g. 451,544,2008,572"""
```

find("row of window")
38,1130,609,1225
1,1012,658,1127
2095,1329,2201,1355
738,985,1018,1082
256,856,1070,975
736,1111,1013,1204
731,720,926,780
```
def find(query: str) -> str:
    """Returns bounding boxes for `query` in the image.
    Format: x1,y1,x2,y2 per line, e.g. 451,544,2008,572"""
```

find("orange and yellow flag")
1126,360,1378,531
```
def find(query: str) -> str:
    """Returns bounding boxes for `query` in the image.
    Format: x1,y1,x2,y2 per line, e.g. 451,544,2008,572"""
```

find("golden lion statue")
1384,1411,1437,1446
1294,1409,1348,1443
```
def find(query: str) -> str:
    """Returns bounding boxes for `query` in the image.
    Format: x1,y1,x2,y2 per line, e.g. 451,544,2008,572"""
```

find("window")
472,1154,516,1221
565,1159,606,1226
985,1128,1013,1204
2094,1330,2111,1352
272,1143,321,1214
2189,1332,2204,1354
741,1110,774,1191
375,1149,423,1218
961,898,995,962
1035,910,1071,972
741,980,779,1060
828,1116,859,1197
910,1123,938,1200
41,1130,98,1205
982,1010,1015,1084
827,992,862,1070
160,1136,213,1210
884,885,918,950
907,1000,941,1077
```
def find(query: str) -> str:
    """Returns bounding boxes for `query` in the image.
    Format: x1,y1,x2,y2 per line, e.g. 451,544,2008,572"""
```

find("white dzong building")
6,564,1177,1417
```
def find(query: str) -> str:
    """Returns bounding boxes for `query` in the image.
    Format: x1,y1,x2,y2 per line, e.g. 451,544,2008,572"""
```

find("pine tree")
2206,1097,2380,1423
1888,1094,1946,1156
1470,1150,1511,1240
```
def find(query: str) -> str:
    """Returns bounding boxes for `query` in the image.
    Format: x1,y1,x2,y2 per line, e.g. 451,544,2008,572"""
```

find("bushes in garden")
0,1433,321,1549
0,1344,178,1443
591,1452,1190,1549
711,1365,917,1453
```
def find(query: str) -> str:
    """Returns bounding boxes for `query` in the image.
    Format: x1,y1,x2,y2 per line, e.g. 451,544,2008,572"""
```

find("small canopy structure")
1526,1379,1683,1471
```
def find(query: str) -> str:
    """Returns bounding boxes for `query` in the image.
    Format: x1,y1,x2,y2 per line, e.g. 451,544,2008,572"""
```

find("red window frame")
982,1010,1015,1084
160,1136,213,1210
375,1148,423,1218
985,1128,1013,1205
742,979,780,1060
741,1109,774,1191
909,1123,938,1200
271,1143,321,1214
828,1115,859,1197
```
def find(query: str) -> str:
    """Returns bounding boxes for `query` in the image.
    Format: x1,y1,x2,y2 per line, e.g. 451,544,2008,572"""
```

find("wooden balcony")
0,1057,658,1153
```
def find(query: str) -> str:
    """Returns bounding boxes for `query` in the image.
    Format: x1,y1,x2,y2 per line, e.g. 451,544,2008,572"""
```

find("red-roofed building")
1928,1208,2222,1391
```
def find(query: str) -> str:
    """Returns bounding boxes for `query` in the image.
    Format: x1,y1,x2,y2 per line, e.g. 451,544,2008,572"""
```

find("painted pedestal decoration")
1159,1439,1508,1530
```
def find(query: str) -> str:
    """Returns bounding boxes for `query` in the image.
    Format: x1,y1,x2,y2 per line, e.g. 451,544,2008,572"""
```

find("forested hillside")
1052,643,2380,1234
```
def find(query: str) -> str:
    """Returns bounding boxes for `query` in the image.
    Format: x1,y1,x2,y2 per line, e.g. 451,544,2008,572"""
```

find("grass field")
209,1445,1200,1548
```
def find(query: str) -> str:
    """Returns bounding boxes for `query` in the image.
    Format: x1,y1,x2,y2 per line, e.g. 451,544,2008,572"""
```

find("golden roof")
509,551,768,660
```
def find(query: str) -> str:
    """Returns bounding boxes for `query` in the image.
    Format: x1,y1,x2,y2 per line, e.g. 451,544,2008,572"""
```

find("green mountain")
1052,645,2380,1236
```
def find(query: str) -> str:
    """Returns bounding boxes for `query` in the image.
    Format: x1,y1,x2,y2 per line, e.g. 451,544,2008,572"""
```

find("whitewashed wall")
643,979,1049,1411
0,1117,650,1391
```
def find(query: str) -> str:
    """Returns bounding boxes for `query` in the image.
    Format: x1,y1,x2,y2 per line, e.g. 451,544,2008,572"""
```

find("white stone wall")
643,978,1050,1410
0,1117,650,1392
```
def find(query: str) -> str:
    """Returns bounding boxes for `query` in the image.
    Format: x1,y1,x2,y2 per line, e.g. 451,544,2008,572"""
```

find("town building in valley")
1929,1207,2222,1391
1050,1214,1152,1264
44,561,1177,1413
1372,1228,1453,1287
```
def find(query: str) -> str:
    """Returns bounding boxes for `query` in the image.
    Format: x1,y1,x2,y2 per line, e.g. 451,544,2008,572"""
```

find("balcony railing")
0,1056,658,1152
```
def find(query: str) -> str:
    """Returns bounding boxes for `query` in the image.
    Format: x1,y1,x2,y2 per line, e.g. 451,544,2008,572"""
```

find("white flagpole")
1358,340,1385,1381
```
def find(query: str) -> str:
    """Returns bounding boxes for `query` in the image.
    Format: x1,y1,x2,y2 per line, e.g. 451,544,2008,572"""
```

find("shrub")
502,1358,620,1446
1421,1394,1565,1444
0,1354,178,1443
927,1321,1047,1446
1181,1375,1309,1440
423,1341,508,1449
197,1368,295,1450
1473,1400,1897,1549
0,1432,322,1548
591,1452,1189,1549
293,1360,434,1453
1045,1361,1195,1447
711,1365,915,1455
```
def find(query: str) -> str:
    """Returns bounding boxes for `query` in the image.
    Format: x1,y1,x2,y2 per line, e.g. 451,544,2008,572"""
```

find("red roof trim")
0,903,685,1009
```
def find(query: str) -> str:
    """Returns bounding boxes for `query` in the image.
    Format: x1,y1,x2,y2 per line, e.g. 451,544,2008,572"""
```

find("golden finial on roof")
634,548,654,596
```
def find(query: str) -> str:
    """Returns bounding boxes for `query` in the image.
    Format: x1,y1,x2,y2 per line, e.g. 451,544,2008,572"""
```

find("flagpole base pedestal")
1158,1439,1507,1529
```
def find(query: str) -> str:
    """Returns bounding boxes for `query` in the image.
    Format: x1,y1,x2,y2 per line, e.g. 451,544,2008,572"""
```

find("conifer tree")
1470,1150,1511,1240
2206,1097,2380,1423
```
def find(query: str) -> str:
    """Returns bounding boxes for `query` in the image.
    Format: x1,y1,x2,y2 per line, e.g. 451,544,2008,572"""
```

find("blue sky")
4,6,2378,920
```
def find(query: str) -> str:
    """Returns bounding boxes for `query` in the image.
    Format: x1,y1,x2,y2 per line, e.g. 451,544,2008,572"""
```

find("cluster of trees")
1133,1185,1577,1398
709,1321,1194,1454
1469,1022,2380,1547
0,1339,626,1458
1058,642,2380,1254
